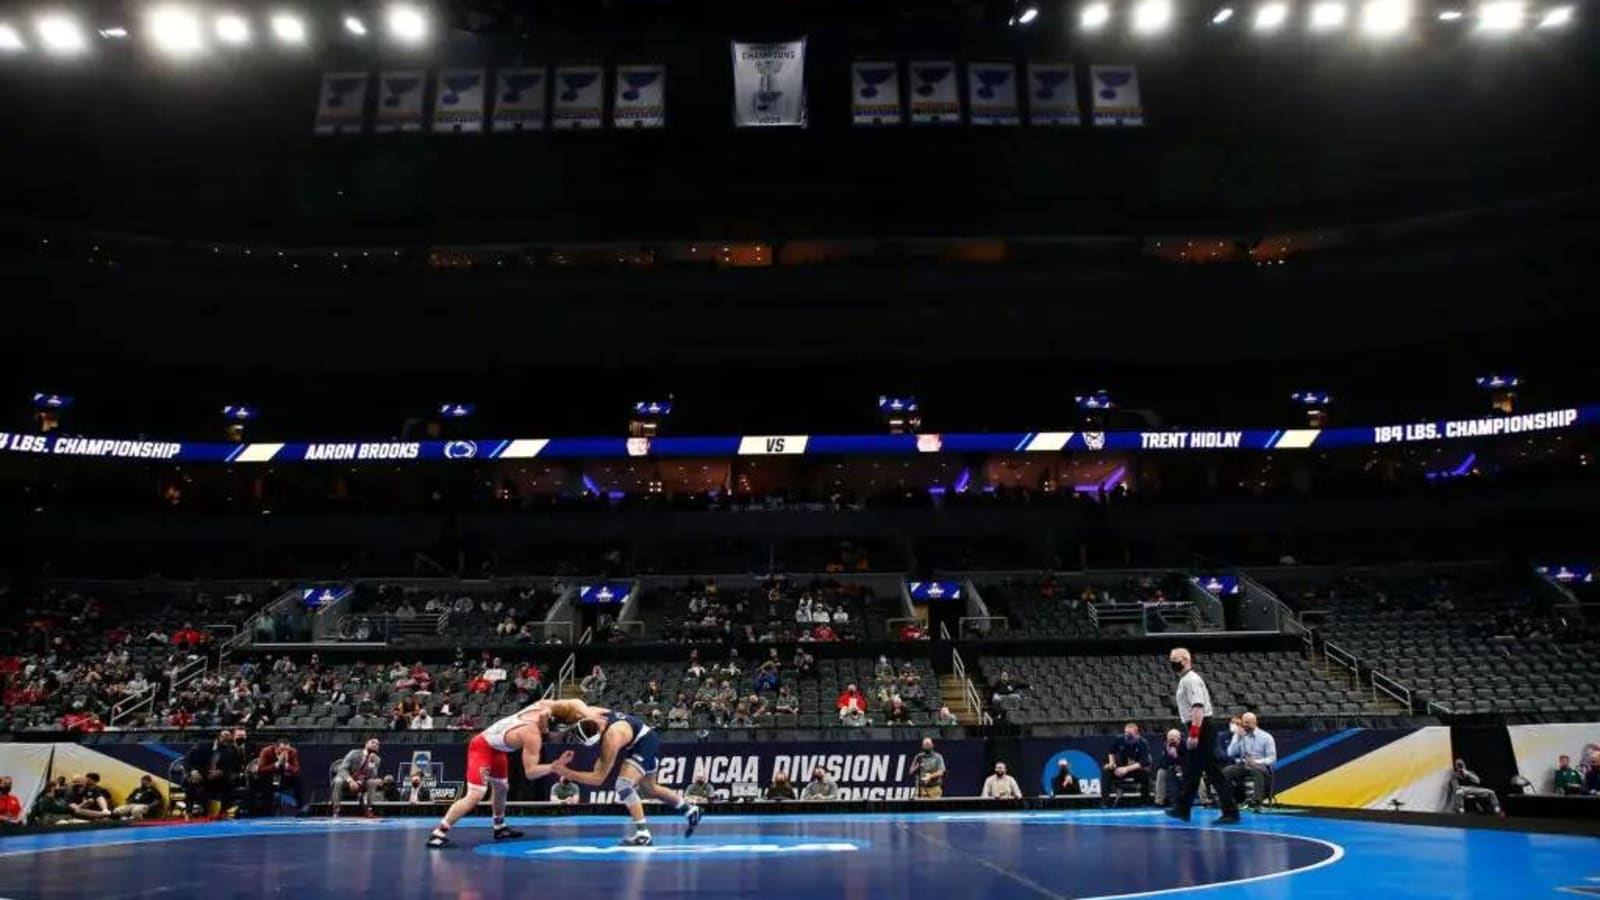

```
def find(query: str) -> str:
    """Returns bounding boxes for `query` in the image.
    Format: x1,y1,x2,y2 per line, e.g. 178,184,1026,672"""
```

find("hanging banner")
612,64,666,129
1090,65,1144,127
430,69,486,134
731,38,808,128
1027,63,1081,126
851,60,903,126
313,71,370,135
374,70,427,133
966,61,1020,126
908,61,961,125
492,67,548,132
552,65,605,130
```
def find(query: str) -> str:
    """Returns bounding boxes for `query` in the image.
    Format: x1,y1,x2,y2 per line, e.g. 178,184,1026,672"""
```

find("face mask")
1170,660,1187,675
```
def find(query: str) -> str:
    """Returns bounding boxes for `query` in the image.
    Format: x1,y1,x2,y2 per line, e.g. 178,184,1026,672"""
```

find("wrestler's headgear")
570,718,605,747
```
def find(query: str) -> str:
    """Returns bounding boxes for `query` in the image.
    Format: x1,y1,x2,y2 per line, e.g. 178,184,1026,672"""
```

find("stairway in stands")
938,675,983,725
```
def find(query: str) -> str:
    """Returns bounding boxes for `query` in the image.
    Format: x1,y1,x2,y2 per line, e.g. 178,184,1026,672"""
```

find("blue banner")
907,581,963,602
577,582,631,605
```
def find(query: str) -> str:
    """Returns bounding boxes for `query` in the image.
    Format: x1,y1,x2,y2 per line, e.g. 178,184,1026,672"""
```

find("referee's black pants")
1175,718,1238,816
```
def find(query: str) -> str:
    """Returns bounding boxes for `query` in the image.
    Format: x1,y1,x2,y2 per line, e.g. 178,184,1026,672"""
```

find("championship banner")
374,70,427,133
430,69,486,134
908,61,961,125
552,65,605,130
1027,63,1081,126
492,67,549,132
313,71,370,135
851,60,903,126
966,61,1020,126
731,39,808,128
1089,65,1144,127
612,64,666,129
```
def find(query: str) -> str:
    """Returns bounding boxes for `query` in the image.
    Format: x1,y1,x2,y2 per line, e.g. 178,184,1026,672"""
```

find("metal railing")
110,687,157,727
579,627,594,646
167,654,208,704
1426,699,1455,717
1322,640,1359,678
949,647,993,726
1371,670,1414,712
937,621,952,641
550,652,578,699
958,616,1011,640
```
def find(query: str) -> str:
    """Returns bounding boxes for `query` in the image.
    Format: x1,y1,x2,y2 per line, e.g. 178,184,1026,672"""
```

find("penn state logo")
1084,432,1106,450
444,441,478,460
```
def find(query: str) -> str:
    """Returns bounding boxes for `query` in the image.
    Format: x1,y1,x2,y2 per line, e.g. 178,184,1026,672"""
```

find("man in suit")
186,729,246,817
332,738,383,818
255,737,301,812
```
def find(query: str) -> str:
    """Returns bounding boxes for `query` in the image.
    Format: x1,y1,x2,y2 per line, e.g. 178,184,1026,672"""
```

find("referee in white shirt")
1166,647,1240,824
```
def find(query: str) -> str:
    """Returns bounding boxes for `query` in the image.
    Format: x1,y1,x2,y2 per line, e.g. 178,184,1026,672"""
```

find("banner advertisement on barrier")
732,39,808,127
430,69,486,134
374,71,428,133
851,61,903,126
314,72,371,135
493,67,549,132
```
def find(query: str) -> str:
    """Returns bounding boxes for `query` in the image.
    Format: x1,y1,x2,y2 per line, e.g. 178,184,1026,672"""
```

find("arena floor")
0,809,1593,899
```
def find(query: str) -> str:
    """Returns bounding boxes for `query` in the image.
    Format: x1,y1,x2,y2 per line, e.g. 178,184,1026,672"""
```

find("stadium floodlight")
35,13,87,55
1437,7,1464,18
98,26,128,38
1080,2,1112,29
1537,5,1573,27
1133,0,1174,33
385,3,429,43
0,23,24,51
147,5,206,56
1212,6,1236,21
1361,0,1411,35
1476,0,1525,30
1254,1,1290,29
1018,6,1040,24
214,12,250,45
343,15,367,35
270,12,306,44
1310,1,1348,29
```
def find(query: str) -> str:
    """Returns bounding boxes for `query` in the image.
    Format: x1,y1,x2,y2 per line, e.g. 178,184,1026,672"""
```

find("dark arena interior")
1,0,1599,897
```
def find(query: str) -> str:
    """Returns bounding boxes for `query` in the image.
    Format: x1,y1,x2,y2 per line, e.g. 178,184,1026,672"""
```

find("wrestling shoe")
426,833,452,849
683,804,702,839
1214,812,1242,825
1164,807,1191,823
619,830,654,846
493,825,525,840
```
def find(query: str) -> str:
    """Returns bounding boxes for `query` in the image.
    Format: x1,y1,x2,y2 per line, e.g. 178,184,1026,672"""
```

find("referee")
1166,647,1240,825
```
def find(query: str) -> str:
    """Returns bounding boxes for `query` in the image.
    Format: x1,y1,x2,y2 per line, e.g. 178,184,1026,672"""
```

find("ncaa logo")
626,438,651,457
1083,432,1106,451
1041,749,1103,797
444,441,478,460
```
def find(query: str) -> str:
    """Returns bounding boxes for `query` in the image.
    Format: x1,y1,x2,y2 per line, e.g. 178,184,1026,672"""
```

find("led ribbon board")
0,406,1591,464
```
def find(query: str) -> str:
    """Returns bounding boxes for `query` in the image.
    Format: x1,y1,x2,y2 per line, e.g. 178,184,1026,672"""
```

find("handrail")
110,686,157,727
579,627,594,646
937,621,952,641
1371,669,1413,712
1426,698,1455,717
1322,640,1359,675
167,654,208,704
551,652,578,699
949,647,993,726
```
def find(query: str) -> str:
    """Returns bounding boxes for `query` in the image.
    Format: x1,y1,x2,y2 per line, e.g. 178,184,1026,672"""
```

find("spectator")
332,738,383,819
639,680,664,710
801,767,839,801
69,772,112,821
380,775,402,802
875,655,896,683
551,776,580,805
765,772,797,801
1154,729,1185,807
728,703,755,728
936,706,960,727
31,779,73,825
912,738,946,798
982,763,1024,800
402,773,431,803
684,775,713,804
113,774,164,821
411,708,435,730
791,647,815,679
1102,722,1153,807
813,623,838,642
1223,713,1277,811
1553,755,1585,795
482,658,508,683
837,684,868,725
0,777,22,825
1585,751,1600,794
580,665,607,698
686,657,707,681
668,694,691,728
186,728,245,817
1050,760,1081,797
772,685,800,716
1450,759,1503,815
255,737,301,809
754,658,780,694
886,697,912,725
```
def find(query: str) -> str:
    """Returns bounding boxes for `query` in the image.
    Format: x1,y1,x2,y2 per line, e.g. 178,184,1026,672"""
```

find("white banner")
908,61,961,125
0,744,54,824
612,64,666,129
552,65,605,130
1090,65,1144,127
431,69,486,134
731,39,807,127
851,61,902,126
374,70,427,133
314,71,369,135
492,67,548,132
1508,723,1600,793
1027,63,1080,126
966,61,1019,126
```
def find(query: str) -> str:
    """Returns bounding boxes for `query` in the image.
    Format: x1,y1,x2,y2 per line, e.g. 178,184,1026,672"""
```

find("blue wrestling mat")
0,810,1594,899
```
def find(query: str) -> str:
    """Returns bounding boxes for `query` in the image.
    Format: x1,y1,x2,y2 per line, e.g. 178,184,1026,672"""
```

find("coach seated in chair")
1223,713,1277,811
187,729,246,817
1450,758,1503,815
254,737,301,813
1154,729,1185,807
331,738,384,818
1553,755,1586,795
1101,722,1153,807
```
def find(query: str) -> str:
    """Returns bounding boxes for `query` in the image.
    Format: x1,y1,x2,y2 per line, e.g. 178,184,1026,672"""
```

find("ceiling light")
270,12,306,44
36,13,88,55
1254,1,1290,29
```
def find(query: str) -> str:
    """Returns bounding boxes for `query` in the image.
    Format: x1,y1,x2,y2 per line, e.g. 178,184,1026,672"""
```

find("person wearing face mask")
1223,712,1277,811
1165,647,1240,825
982,762,1023,800
0,777,22,825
